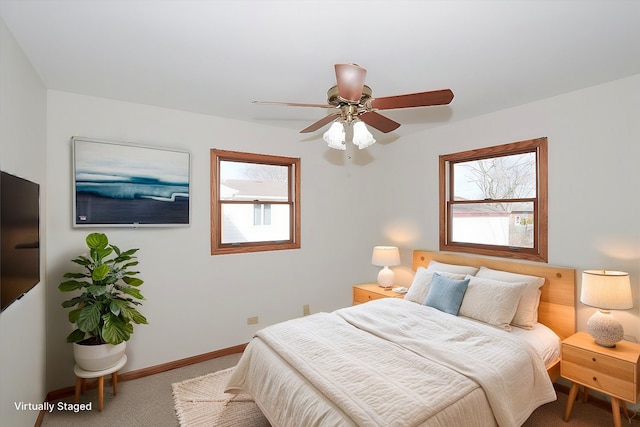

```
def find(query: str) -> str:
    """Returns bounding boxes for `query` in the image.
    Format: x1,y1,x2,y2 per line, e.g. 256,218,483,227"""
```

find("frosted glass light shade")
352,121,376,149
323,122,346,150
581,270,632,347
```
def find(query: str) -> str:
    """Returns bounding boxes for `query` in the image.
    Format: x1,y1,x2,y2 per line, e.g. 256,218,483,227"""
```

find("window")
211,149,300,255
439,137,548,262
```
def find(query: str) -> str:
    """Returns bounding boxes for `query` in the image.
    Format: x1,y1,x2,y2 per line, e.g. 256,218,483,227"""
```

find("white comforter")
226,298,556,427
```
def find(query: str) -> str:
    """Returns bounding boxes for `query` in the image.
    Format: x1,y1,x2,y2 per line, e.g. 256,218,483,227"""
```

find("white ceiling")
2,0,639,138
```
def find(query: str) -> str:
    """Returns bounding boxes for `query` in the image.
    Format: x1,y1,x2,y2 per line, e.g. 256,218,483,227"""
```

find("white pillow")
426,260,479,276
404,267,466,304
458,275,526,331
475,267,545,329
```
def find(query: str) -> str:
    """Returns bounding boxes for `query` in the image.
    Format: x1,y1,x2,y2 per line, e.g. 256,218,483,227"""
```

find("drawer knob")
593,376,597,382
592,357,596,362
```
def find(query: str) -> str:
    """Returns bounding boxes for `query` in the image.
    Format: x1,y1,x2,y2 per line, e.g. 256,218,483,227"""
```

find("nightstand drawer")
353,287,388,304
563,345,635,382
563,345,636,401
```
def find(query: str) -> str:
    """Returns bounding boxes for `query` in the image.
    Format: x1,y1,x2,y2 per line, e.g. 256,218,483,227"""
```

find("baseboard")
119,342,247,382
36,343,247,426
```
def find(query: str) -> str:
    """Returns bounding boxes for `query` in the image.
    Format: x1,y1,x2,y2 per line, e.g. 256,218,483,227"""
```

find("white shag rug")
172,367,270,427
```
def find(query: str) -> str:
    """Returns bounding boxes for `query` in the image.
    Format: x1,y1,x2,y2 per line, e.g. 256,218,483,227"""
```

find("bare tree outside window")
440,138,548,262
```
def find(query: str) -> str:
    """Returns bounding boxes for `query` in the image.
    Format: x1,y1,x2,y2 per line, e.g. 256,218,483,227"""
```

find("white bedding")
226,298,557,427
509,321,561,366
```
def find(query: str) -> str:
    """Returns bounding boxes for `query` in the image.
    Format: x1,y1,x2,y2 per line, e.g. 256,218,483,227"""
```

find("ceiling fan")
253,63,454,150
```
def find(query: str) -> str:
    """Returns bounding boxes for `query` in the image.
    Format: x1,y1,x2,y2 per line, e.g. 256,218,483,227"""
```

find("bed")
226,250,576,427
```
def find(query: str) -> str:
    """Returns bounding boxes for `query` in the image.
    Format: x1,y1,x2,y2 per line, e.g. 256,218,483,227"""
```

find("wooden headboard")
412,250,576,341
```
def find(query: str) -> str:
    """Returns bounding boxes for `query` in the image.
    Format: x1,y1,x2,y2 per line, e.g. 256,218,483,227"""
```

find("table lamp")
371,246,400,289
580,270,632,347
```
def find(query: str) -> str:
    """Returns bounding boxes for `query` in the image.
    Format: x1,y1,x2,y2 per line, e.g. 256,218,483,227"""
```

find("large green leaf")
111,302,146,324
66,328,86,343
87,285,107,297
101,314,133,345
58,280,86,292
68,307,83,323
123,277,144,287
109,299,128,316
61,296,84,308
92,264,110,281
63,272,89,279
129,308,148,325
86,232,108,249
76,304,102,332
120,286,145,300
71,256,91,266
93,246,113,260
119,248,139,257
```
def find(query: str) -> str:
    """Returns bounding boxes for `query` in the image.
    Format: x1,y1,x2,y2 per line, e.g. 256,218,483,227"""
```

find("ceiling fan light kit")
255,63,453,150
352,121,376,149
323,122,346,150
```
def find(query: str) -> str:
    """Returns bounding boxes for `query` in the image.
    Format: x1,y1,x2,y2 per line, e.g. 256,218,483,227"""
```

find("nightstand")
561,332,640,427
352,283,405,305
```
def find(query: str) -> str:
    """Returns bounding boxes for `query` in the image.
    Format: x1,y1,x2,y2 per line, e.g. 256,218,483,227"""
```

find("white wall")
45,91,390,390
0,19,47,427
381,74,640,340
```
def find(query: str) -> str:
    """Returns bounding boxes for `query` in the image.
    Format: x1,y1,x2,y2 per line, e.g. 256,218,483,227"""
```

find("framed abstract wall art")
72,137,191,227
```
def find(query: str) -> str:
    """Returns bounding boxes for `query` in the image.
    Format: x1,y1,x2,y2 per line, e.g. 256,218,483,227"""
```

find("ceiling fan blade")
335,64,367,102
359,111,401,133
300,113,341,133
253,101,333,108
370,89,454,110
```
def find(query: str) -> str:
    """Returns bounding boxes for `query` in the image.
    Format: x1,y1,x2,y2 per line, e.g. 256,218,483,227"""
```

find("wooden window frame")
210,149,300,255
439,137,548,262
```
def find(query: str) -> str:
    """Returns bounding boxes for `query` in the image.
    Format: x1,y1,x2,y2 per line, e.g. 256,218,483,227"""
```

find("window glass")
450,202,534,248
452,152,537,200
211,149,300,255
440,138,547,262
220,161,288,202
222,204,289,243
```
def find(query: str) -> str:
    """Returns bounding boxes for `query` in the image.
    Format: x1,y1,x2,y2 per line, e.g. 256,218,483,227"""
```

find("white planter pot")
73,341,126,371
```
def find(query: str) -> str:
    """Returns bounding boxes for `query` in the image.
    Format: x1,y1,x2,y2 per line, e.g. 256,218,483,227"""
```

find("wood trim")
439,137,548,262
42,343,247,404
120,343,247,381
210,149,301,255
412,250,576,340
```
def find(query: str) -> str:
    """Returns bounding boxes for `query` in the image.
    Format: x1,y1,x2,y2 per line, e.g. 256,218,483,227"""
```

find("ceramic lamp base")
377,266,394,289
586,309,624,348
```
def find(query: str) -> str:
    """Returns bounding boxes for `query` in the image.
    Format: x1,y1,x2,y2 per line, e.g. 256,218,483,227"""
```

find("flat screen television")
1,171,40,312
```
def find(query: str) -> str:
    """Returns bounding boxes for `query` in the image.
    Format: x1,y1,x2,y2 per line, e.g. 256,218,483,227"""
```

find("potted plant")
59,232,148,371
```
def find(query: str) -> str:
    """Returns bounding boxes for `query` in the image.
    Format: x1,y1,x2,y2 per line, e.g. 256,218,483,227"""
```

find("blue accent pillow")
423,273,470,315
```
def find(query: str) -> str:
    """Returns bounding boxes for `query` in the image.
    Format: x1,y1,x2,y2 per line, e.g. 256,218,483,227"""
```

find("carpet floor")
41,352,640,426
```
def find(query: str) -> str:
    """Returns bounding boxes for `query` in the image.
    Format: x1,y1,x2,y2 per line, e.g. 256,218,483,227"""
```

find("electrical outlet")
247,316,259,325
303,304,310,316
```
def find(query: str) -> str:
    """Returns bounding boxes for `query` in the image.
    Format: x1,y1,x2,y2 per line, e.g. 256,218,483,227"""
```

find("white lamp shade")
580,270,632,310
323,122,346,150
371,246,400,267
